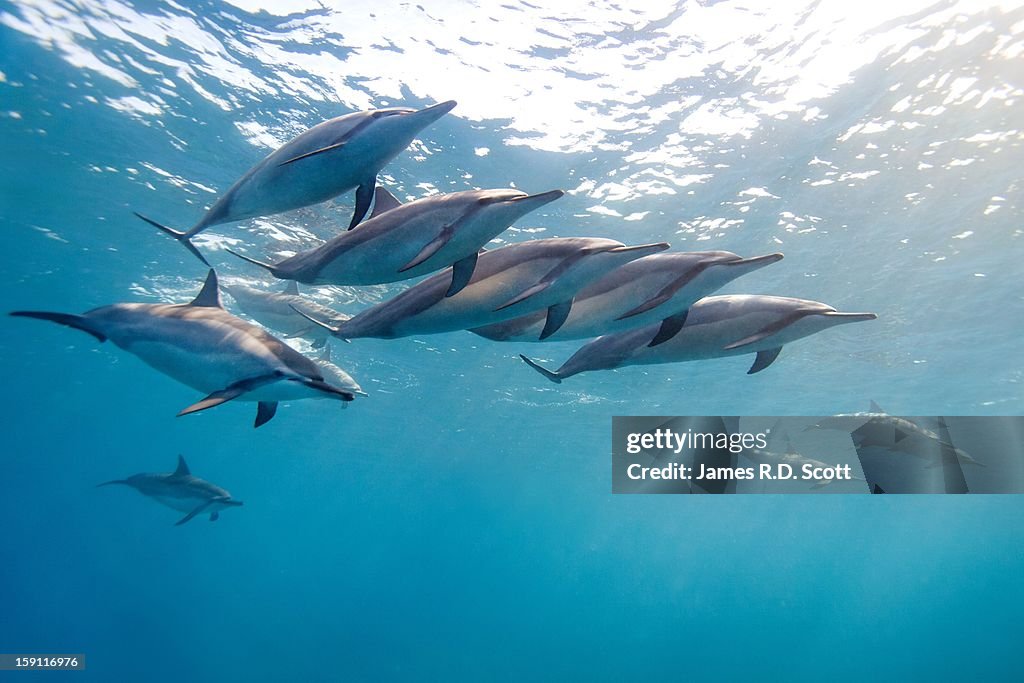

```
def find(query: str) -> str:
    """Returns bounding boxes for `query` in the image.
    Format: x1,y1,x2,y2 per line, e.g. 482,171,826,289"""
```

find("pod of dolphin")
11,98,876,522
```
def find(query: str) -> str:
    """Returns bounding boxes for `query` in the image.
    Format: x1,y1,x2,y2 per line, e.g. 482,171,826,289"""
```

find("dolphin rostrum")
520,295,877,382
221,279,350,348
135,101,458,264
295,237,670,340
310,343,367,402
10,270,355,427
471,250,784,342
227,186,564,296
98,455,243,526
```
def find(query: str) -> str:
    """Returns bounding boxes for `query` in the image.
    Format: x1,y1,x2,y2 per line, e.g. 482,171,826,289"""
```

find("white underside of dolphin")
294,237,671,341
227,186,564,296
134,100,458,265
520,294,876,382
10,270,357,427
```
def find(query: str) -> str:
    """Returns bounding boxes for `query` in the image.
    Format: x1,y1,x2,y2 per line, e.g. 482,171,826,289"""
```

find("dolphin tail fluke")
519,354,562,384
134,212,210,267
225,249,278,276
9,311,107,343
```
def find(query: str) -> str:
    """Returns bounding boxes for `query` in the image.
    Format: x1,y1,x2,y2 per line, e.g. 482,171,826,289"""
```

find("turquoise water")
1,0,1023,679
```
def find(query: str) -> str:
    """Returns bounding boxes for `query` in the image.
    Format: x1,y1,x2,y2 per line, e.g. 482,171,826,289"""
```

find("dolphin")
10,269,355,427
519,295,877,382
295,237,670,340
471,250,784,342
221,279,349,348
98,455,242,526
310,343,367,402
805,401,984,467
227,186,564,296
134,101,458,264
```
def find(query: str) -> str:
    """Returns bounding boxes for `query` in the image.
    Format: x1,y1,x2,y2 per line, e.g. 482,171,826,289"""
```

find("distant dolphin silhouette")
135,101,458,264
295,237,670,340
520,295,876,382
472,250,783,341
221,279,348,348
227,186,563,296
99,455,242,526
10,270,355,427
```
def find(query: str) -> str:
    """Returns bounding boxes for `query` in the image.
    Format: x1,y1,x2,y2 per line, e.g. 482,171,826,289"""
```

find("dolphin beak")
716,252,785,273
821,312,878,324
511,189,565,211
413,100,458,124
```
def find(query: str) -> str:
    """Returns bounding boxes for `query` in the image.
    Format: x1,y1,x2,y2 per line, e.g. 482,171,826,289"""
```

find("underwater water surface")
1,0,1023,680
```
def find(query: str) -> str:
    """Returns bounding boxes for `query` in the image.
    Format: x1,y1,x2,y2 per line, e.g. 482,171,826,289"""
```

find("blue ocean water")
1,0,1023,679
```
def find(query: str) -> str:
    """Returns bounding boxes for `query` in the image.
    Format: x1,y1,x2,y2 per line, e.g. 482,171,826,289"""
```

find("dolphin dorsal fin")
174,455,191,477
869,399,884,413
319,344,331,362
190,270,223,308
369,187,402,219
282,280,299,296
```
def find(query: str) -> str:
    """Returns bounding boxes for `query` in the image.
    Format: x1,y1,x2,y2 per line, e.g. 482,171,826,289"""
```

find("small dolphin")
227,186,564,296
221,279,349,348
10,270,355,427
295,237,670,340
520,295,876,382
310,343,367,402
99,455,242,526
805,401,984,467
135,101,458,264
472,250,783,342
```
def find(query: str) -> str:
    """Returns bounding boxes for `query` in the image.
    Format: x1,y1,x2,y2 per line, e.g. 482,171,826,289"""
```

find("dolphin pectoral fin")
210,511,219,522
496,250,592,311
277,141,347,167
348,180,375,230
177,373,284,417
616,291,673,320
189,270,223,308
134,212,210,266
9,311,108,343
648,310,689,347
255,401,278,428
540,299,573,340
369,186,402,219
283,326,316,339
748,347,782,374
494,282,549,311
446,252,478,297
722,312,807,351
175,500,215,526
519,354,562,384
399,226,455,273
96,479,128,488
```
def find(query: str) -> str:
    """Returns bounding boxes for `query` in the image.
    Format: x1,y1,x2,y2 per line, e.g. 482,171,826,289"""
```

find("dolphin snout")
414,100,458,123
